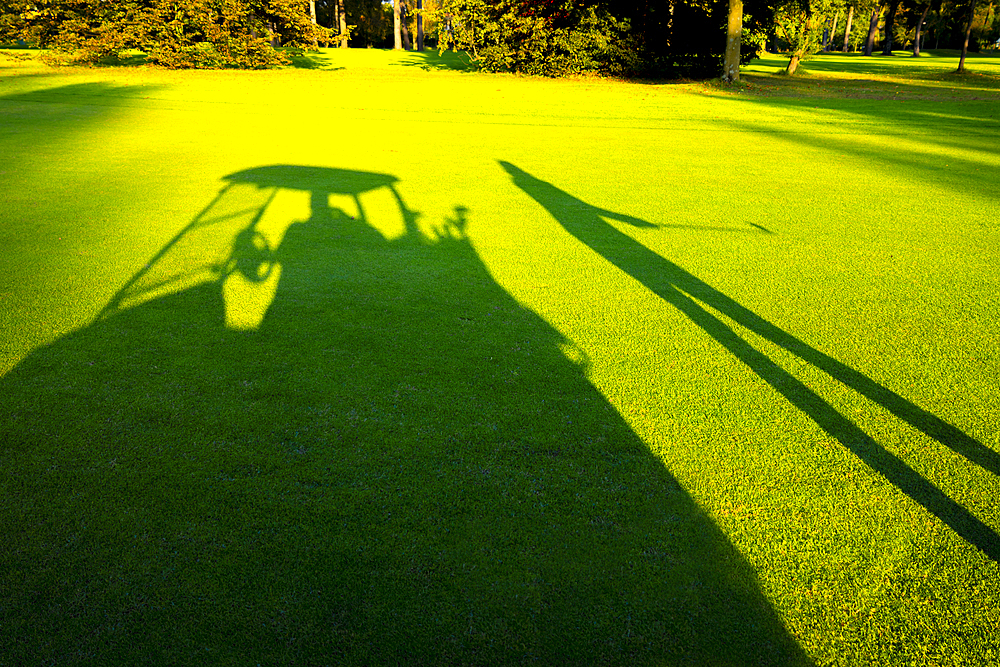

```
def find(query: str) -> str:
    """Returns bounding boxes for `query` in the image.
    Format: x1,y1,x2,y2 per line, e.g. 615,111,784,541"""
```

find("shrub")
431,0,772,79
10,0,317,69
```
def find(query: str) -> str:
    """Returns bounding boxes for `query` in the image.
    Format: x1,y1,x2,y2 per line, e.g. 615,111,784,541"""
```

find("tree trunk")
827,12,839,51
338,0,348,48
786,11,813,74
309,0,318,48
333,0,339,40
881,0,899,55
394,0,402,50
958,0,976,72
401,0,412,50
722,0,743,82
863,6,880,56
416,0,424,51
842,5,854,51
913,2,931,56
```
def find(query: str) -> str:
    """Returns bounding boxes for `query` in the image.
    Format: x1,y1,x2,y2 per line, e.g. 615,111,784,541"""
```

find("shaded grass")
745,49,1000,81
289,47,473,72
1,50,999,664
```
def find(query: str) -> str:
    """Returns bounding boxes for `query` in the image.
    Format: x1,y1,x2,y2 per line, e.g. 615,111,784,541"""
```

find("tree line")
1,0,995,75
772,0,997,73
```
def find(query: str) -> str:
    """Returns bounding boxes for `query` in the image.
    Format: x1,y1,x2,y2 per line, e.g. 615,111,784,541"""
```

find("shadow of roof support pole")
499,160,1000,564
669,283,1000,563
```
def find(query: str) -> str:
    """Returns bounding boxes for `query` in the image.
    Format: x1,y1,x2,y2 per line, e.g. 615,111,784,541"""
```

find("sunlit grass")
1,48,999,665
745,48,1000,80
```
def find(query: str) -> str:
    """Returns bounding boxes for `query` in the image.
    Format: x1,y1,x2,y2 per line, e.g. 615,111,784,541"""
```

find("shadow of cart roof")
224,165,399,195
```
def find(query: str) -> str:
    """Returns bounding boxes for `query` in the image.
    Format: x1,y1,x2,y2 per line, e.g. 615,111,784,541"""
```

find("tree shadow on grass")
707,75,1000,192
746,50,1000,79
720,113,1000,202
394,49,476,71
0,81,169,131
287,50,346,70
806,50,1000,77
499,161,1000,565
0,166,811,664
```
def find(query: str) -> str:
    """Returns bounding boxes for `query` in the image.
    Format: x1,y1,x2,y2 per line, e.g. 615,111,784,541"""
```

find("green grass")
1,47,999,664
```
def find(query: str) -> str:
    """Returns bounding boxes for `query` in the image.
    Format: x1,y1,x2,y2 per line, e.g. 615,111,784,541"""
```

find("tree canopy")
2,0,996,74
428,0,774,77
5,0,334,67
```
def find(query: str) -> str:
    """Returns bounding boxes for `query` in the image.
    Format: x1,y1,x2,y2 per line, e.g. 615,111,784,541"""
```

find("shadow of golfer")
499,160,999,564
0,166,812,664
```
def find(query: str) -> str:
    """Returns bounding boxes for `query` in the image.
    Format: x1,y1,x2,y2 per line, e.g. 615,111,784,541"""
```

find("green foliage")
146,38,286,70
313,0,381,47
775,1,823,59
479,6,635,76
1,0,775,78
973,0,1000,49
430,0,635,76
354,0,392,47
431,0,771,79
428,0,486,56
741,11,772,55
775,0,845,70
7,0,325,68
0,0,29,43
432,0,741,77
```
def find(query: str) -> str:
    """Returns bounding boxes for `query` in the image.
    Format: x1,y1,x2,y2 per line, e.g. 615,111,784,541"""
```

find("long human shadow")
499,161,1000,564
0,166,811,664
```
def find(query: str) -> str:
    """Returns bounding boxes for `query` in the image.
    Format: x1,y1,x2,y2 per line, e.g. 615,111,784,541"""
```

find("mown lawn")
1,47,998,665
